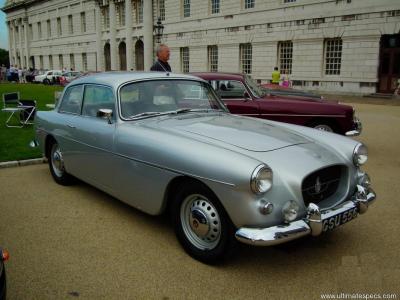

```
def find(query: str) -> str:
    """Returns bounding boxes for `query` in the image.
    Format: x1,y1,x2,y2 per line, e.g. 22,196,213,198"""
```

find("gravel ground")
0,102,399,299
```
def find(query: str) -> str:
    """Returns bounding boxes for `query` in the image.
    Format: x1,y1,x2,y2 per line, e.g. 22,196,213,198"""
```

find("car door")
212,80,259,117
69,84,117,190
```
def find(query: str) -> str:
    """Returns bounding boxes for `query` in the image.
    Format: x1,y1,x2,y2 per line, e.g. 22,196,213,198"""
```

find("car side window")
82,85,115,118
59,85,83,114
213,80,247,100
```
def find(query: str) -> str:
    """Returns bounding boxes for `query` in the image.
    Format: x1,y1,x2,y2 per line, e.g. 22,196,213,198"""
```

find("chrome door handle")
67,124,76,129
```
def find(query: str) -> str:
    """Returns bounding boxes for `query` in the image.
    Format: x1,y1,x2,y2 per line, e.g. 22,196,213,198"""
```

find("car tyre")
171,181,236,264
309,120,337,133
49,141,74,185
43,79,50,85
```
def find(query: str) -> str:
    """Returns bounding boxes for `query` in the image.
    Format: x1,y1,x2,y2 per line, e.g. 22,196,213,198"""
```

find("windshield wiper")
127,111,162,119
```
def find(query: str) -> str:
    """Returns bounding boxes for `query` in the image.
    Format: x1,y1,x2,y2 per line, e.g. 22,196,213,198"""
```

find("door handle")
67,124,76,129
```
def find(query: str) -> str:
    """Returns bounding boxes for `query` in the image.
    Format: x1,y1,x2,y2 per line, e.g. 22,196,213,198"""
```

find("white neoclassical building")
2,0,400,94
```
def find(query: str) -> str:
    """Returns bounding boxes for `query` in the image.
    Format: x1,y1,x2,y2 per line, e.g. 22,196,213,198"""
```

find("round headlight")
353,143,368,166
250,165,273,194
282,200,300,223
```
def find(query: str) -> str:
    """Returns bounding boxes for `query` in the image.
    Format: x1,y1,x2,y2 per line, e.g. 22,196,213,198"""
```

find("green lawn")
0,83,64,162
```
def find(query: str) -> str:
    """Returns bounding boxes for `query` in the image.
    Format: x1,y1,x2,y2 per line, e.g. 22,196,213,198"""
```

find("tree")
0,49,10,67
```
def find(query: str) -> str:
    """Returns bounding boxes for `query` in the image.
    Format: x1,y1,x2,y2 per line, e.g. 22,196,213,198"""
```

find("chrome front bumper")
235,185,376,246
346,117,362,136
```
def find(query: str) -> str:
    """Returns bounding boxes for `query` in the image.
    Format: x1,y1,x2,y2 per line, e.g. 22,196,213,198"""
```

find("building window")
29,24,33,39
137,0,143,23
325,38,342,75
70,54,75,70
158,0,165,21
57,17,62,36
180,47,189,73
283,0,296,3
117,3,125,26
68,15,73,34
47,20,51,37
244,0,255,9
59,54,63,69
39,55,43,69
81,12,86,32
38,22,42,39
82,53,87,71
211,0,220,14
240,43,252,74
278,41,293,74
102,7,110,28
183,0,190,18
49,55,53,69
208,45,218,72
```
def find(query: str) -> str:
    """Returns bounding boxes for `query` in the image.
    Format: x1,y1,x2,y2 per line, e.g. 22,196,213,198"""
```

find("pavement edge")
0,157,48,169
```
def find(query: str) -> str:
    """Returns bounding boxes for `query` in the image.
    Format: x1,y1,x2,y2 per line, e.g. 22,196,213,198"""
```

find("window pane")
59,85,83,114
82,85,115,117
325,38,342,75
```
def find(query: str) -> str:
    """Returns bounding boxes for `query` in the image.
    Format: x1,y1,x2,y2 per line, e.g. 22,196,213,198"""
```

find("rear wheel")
43,79,50,85
49,141,74,185
171,181,236,264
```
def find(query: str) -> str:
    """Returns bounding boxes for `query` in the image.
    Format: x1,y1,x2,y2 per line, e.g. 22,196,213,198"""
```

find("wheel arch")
306,117,342,134
44,135,57,159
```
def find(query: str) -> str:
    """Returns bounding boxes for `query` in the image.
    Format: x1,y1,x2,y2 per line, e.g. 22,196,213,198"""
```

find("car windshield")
119,79,228,119
244,75,265,98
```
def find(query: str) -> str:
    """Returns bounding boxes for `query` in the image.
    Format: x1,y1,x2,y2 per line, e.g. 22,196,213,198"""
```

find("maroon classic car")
192,72,361,136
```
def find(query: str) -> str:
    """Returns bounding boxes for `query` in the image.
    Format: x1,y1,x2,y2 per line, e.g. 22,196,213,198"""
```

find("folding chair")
2,92,36,128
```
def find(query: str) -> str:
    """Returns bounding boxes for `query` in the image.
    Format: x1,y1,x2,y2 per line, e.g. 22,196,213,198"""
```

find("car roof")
190,72,245,81
69,71,206,90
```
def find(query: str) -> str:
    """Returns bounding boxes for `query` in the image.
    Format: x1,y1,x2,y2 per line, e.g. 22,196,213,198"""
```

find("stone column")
24,18,30,68
95,4,103,71
6,22,13,65
125,0,133,70
19,23,25,68
109,0,117,70
12,21,17,66
143,0,153,70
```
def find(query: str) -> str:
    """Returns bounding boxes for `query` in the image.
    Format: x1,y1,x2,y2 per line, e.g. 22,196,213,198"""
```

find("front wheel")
49,142,74,185
171,181,236,264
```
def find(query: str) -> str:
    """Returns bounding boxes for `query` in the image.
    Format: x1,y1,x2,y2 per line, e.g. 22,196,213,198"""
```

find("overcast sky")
0,0,9,50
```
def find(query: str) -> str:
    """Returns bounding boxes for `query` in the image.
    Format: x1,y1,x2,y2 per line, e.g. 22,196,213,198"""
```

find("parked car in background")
261,82,324,100
59,71,82,86
34,70,62,84
34,72,376,263
193,72,361,136
0,248,9,299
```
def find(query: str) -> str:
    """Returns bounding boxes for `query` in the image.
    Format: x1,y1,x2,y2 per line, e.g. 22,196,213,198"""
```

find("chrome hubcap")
51,144,65,178
181,194,221,250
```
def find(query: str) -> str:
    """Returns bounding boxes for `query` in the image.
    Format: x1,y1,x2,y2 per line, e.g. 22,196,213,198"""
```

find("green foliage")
0,83,64,162
0,49,9,68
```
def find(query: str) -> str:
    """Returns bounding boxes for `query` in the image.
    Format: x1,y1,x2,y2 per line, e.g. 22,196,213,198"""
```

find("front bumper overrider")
235,185,376,246
346,116,362,136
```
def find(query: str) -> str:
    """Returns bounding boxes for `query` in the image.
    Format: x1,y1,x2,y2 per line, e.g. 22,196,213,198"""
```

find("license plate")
322,207,358,232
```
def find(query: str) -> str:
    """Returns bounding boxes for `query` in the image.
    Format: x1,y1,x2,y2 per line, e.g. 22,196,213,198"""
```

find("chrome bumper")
346,117,362,136
235,185,376,246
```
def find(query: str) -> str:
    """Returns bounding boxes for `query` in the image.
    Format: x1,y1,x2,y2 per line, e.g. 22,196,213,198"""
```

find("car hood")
147,113,312,152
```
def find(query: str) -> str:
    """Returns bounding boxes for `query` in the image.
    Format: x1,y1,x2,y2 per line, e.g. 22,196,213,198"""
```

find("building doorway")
30,56,35,70
104,43,111,71
119,42,127,70
378,34,400,93
135,40,144,71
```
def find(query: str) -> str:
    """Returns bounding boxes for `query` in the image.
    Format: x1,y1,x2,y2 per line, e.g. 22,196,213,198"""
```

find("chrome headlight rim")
250,164,273,195
353,143,368,166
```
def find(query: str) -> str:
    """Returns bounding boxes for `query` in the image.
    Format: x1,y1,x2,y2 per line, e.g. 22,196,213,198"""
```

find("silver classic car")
34,72,376,264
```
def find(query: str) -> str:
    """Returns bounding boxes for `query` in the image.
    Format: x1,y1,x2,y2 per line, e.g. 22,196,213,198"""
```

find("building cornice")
1,0,46,13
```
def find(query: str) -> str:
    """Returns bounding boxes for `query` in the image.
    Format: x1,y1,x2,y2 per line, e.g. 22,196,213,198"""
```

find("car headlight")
250,164,273,194
353,143,368,166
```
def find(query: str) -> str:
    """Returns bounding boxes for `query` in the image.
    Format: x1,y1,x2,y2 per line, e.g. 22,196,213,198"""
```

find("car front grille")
302,165,342,206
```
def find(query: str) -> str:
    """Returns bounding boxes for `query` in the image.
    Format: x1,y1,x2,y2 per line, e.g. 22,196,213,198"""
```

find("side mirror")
97,109,113,124
243,92,251,101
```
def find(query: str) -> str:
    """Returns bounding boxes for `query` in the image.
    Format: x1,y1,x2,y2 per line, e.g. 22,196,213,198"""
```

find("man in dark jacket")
150,44,172,72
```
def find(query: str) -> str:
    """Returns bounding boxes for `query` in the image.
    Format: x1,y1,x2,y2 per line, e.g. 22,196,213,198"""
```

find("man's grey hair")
156,44,168,56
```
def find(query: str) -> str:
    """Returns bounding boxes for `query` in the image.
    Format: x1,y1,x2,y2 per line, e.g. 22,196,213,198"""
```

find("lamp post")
153,17,164,44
